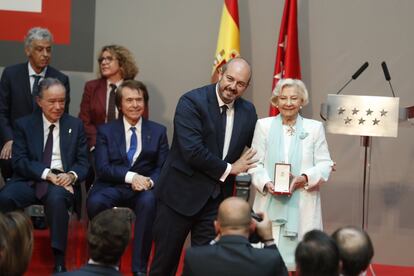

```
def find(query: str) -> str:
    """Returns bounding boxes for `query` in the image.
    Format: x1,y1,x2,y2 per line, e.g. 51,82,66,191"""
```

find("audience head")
217,57,252,104
332,226,374,276
24,27,53,74
36,78,66,123
88,208,132,266
115,80,148,125
295,229,340,276
215,197,254,237
0,211,33,276
98,45,138,81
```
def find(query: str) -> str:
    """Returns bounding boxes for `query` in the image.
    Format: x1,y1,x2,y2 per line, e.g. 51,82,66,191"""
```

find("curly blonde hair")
98,45,138,80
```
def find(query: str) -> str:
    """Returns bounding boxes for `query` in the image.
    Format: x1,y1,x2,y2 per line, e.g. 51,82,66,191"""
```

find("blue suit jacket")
11,111,89,212
156,83,257,216
0,62,70,145
94,117,169,186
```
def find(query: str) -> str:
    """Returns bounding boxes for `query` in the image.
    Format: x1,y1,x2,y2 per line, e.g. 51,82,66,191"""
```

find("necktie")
127,127,137,166
219,105,228,157
36,124,55,199
107,84,117,122
32,75,42,111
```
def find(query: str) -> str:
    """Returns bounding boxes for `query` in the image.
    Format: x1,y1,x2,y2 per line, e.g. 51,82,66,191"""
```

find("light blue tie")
127,127,137,166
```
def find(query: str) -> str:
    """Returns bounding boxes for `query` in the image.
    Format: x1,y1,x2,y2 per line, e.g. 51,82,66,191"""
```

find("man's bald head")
215,197,252,236
332,226,374,276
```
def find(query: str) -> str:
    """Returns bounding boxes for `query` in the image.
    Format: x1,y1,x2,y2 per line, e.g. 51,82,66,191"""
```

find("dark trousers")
0,181,74,252
149,195,223,276
87,184,156,273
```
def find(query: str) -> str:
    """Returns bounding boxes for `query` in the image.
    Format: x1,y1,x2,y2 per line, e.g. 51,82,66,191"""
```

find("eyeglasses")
98,56,116,63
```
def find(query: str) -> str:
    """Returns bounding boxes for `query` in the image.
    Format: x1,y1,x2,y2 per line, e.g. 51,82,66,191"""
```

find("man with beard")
150,57,258,276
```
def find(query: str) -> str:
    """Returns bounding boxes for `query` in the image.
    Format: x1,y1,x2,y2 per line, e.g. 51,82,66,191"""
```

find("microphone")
336,62,369,94
352,62,369,80
381,61,395,97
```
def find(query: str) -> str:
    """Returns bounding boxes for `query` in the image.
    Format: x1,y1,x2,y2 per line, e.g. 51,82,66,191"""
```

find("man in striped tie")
87,80,169,276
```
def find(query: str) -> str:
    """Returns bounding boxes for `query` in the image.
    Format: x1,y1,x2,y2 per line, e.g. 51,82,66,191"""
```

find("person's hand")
230,148,258,175
331,162,337,172
265,181,275,194
255,212,273,241
289,174,307,193
56,173,75,187
0,140,13,159
46,172,59,185
131,174,151,191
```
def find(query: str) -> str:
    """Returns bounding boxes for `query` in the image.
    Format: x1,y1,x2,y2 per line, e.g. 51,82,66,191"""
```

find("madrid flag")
269,0,301,116
211,0,240,83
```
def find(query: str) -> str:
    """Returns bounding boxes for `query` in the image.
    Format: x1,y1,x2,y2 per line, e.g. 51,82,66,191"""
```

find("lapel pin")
69,128,72,134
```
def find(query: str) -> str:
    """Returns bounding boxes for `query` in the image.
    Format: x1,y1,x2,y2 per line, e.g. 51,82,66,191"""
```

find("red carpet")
26,220,414,276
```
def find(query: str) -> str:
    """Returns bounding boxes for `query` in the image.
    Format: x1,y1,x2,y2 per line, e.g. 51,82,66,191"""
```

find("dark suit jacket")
0,62,70,145
155,83,257,216
182,235,288,276
78,78,107,148
94,117,169,186
11,111,89,212
60,263,122,276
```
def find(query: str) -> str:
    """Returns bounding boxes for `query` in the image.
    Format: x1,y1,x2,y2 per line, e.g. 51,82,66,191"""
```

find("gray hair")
271,78,309,107
38,78,66,98
24,27,53,48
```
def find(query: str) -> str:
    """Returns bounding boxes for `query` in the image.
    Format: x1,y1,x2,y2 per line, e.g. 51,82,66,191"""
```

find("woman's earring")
300,106,303,109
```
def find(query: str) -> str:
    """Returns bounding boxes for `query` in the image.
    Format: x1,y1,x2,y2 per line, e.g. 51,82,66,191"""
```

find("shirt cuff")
219,163,232,182
125,172,137,184
41,168,50,180
68,171,78,185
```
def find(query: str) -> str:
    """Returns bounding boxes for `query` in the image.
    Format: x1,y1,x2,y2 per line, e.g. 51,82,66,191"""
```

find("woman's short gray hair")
24,27,53,48
271,78,309,107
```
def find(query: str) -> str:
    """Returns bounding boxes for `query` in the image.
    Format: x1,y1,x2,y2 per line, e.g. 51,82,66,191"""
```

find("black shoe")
133,272,147,276
53,265,67,273
32,216,47,230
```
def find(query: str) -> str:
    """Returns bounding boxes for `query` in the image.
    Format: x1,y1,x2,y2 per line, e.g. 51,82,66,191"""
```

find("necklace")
286,125,296,136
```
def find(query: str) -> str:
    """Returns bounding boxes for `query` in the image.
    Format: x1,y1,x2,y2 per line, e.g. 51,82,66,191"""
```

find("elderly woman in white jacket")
249,78,333,270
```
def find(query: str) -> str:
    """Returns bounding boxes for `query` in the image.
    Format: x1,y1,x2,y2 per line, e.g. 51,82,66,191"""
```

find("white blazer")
249,116,333,239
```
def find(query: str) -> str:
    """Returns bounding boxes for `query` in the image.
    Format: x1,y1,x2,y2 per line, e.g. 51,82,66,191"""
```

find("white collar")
123,116,142,133
28,62,47,77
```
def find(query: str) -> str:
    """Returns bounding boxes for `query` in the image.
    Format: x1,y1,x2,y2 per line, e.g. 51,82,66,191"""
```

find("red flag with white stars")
269,0,301,116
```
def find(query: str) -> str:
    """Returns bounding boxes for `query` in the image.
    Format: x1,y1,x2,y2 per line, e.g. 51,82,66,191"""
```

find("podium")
320,94,414,229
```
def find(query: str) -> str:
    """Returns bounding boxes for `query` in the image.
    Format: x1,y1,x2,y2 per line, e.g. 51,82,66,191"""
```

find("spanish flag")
211,0,240,83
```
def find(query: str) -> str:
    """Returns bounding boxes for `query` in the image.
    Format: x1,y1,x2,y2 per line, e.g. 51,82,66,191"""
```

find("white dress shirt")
28,62,47,94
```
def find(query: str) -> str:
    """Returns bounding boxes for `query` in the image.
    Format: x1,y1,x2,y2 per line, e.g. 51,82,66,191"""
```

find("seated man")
0,27,70,180
0,78,89,273
182,197,288,276
295,230,340,276
332,226,374,276
61,208,132,276
87,80,169,276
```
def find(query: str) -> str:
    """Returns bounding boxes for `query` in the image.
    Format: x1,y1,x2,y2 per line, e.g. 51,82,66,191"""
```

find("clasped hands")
131,174,152,191
46,171,75,194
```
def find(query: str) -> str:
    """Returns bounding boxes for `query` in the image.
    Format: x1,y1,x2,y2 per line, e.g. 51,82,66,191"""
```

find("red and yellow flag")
269,0,301,116
211,0,240,83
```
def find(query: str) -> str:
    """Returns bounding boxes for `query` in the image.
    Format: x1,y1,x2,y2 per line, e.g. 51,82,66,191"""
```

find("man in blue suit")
0,27,70,180
87,80,169,276
150,57,258,276
0,78,88,273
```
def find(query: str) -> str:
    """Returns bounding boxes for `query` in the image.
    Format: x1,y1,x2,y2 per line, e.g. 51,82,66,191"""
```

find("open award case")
270,163,291,196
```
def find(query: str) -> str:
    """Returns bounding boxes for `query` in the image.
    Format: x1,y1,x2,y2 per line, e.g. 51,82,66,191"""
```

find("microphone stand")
360,136,372,230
